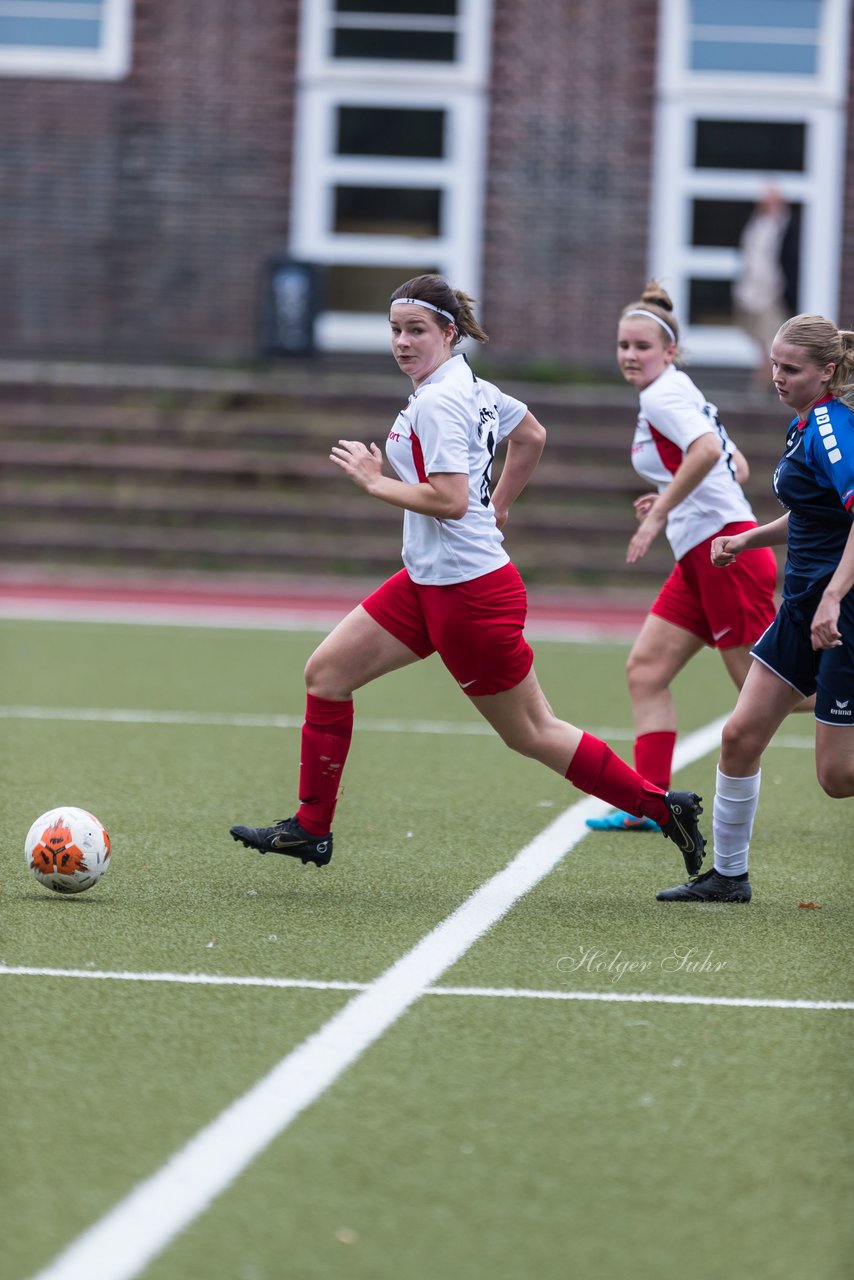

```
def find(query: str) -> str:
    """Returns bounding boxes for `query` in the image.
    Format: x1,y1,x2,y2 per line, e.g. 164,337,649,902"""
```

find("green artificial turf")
1,618,849,1280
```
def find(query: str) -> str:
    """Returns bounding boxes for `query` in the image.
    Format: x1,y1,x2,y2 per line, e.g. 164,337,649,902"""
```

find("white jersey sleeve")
383,355,527,584
639,367,715,452
632,365,756,560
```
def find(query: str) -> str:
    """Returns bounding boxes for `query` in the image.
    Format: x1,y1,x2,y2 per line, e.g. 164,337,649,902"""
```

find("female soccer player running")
658,313,854,902
587,281,778,834
230,274,706,879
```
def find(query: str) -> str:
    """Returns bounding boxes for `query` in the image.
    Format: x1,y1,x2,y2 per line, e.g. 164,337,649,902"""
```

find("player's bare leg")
721,644,815,714
472,668,706,875
815,722,854,798
588,614,702,832
657,662,801,902
469,668,583,774
626,614,704,735
304,606,422,698
230,608,420,865
720,661,803,777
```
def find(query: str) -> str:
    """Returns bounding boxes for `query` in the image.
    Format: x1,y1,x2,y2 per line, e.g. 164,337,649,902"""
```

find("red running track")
0,573,650,641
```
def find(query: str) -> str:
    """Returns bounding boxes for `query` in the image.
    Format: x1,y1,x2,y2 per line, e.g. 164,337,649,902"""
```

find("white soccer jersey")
632,365,756,561
384,354,528,584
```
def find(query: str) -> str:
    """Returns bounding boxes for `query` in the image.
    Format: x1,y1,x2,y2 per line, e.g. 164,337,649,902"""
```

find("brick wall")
481,0,659,370
0,0,298,360
0,1,849,366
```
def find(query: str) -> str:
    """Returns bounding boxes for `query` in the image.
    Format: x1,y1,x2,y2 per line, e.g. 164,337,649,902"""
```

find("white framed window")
685,0,825,77
0,0,133,79
652,0,850,365
293,0,492,352
300,0,491,88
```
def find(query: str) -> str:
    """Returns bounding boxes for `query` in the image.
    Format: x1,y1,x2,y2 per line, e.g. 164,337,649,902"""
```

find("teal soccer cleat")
585,810,661,832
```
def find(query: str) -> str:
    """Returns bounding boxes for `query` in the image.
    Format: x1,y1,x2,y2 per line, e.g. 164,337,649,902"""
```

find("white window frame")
652,0,851,365
660,0,849,100
299,0,492,91
0,0,133,79
293,0,492,352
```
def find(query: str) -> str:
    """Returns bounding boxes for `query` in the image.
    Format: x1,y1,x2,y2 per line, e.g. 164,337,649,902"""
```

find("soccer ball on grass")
25,806,111,895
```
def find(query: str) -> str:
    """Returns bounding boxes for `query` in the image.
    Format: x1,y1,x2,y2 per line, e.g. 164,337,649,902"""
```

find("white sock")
712,766,761,877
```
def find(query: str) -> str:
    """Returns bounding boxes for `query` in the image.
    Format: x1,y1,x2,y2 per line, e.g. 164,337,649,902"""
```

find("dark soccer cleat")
659,789,706,876
229,816,332,867
656,868,752,903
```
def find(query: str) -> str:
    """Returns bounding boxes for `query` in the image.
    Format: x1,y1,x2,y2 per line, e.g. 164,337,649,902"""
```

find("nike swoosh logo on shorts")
459,679,477,689
712,626,731,641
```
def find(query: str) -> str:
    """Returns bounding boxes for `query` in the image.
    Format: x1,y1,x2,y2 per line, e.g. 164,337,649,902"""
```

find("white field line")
3,965,849,1012
0,703,494,736
434,985,853,1011
0,704,816,749
27,715,724,1280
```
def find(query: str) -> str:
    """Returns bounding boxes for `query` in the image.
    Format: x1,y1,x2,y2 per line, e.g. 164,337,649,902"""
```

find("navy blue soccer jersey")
772,396,854,603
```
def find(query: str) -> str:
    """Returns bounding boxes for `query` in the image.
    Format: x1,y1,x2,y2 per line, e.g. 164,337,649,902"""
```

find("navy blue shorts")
751,591,854,726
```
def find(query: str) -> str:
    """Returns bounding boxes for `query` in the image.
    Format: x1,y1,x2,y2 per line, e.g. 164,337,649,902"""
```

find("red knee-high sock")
295,694,354,835
565,732,670,826
634,731,676,792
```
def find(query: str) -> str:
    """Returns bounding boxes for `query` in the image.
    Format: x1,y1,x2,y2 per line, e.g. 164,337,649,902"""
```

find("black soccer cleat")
656,868,752,903
659,789,706,876
229,816,333,867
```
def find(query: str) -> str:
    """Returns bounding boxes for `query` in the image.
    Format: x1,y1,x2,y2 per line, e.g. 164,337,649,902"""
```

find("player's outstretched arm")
711,513,791,566
626,432,721,564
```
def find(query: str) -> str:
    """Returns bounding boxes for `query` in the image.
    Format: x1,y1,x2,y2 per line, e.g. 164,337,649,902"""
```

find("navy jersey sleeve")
805,401,854,514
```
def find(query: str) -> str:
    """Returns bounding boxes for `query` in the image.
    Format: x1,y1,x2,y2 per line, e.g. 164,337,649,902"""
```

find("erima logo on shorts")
815,407,842,464
830,699,851,717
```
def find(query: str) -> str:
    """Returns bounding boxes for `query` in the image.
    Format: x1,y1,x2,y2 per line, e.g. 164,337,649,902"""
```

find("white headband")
624,309,677,343
391,297,456,324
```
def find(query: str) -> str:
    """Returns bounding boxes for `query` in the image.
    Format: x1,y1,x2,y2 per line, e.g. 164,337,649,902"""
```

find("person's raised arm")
491,411,547,530
626,431,722,563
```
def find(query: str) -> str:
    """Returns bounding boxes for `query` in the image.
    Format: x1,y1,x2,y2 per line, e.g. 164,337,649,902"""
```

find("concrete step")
0,370,791,590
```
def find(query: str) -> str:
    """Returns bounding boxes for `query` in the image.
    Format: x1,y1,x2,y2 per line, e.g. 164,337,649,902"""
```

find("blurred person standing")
733,188,791,390
587,281,779,834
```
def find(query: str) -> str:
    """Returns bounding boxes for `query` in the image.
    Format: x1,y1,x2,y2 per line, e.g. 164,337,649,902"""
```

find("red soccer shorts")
361,562,534,696
651,522,778,649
